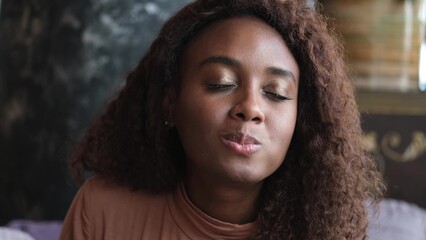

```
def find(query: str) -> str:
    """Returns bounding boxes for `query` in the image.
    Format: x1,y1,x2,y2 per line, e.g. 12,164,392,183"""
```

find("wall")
0,0,189,225
361,111,426,208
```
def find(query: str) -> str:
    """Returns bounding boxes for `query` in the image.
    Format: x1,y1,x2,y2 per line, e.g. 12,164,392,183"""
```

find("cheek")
174,95,228,134
268,105,297,147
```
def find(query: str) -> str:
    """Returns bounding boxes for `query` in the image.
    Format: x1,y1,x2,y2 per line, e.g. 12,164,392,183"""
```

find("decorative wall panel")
362,114,426,208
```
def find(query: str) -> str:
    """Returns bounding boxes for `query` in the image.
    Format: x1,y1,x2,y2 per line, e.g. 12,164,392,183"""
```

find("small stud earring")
165,120,169,126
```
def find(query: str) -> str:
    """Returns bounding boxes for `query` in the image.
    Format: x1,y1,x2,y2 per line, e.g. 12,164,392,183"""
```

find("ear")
162,89,177,127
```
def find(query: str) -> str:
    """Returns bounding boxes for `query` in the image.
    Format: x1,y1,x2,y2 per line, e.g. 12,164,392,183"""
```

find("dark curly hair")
70,0,385,239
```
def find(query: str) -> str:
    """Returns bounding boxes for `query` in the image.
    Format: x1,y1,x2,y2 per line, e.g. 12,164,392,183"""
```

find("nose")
229,88,265,123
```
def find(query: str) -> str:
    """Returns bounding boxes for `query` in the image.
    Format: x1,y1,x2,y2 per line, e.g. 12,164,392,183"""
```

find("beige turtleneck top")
60,177,255,240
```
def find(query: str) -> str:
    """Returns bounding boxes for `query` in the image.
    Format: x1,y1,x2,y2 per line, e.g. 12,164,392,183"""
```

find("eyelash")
206,84,236,90
206,84,291,102
263,91,291,101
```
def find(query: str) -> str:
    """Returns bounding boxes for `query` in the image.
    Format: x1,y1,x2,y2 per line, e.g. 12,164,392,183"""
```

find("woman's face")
173,17,299,186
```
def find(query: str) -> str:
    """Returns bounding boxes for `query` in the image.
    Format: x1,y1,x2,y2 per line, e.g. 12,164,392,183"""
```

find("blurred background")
0,0,192,227
0,0,425,238
321,0,426,209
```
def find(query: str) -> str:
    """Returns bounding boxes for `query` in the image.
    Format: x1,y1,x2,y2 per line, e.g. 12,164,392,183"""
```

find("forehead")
185,16,285,55
180,16,299,80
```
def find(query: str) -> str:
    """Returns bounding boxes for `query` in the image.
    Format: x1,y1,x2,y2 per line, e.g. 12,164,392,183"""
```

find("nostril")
252,116,261,122
236,112,245,120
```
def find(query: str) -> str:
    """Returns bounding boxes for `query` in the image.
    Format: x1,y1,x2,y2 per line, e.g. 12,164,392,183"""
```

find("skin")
172,17,299,224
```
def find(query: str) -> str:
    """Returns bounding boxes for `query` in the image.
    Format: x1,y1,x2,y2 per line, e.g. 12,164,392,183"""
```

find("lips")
221,132,262,155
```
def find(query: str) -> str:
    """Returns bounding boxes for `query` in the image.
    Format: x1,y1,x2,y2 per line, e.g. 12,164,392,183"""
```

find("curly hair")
70,0,385,239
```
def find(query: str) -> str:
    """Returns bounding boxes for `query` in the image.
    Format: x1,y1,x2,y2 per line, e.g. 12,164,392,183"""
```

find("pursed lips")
220,132,262,155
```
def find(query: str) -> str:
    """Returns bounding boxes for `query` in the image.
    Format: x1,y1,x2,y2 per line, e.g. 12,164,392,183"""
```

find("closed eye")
206,84,236,91
263,91,291,101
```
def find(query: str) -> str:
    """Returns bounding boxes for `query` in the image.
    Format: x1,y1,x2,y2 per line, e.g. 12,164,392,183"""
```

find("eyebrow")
199,56,241,68
199,56,295,81
266,67,296,82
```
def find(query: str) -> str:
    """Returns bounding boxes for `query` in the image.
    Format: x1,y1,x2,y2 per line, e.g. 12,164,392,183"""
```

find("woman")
60,0,385,239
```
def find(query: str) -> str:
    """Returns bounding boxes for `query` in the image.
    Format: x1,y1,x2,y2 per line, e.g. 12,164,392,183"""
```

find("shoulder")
82,176,168,212
61,176,171,240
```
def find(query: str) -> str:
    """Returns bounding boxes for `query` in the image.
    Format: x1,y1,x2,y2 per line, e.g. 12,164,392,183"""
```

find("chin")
222,167,272,186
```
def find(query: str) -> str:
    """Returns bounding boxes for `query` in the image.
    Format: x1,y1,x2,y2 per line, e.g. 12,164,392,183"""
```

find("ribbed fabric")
60,177,255,240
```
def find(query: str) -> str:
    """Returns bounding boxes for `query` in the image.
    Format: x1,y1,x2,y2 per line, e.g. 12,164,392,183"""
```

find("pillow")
368,199,426,240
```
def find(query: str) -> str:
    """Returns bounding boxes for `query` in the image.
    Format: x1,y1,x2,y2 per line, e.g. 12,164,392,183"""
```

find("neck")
183,175,262,224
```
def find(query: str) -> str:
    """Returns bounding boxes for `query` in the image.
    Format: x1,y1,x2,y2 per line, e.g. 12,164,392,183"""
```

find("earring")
165,120,169,126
